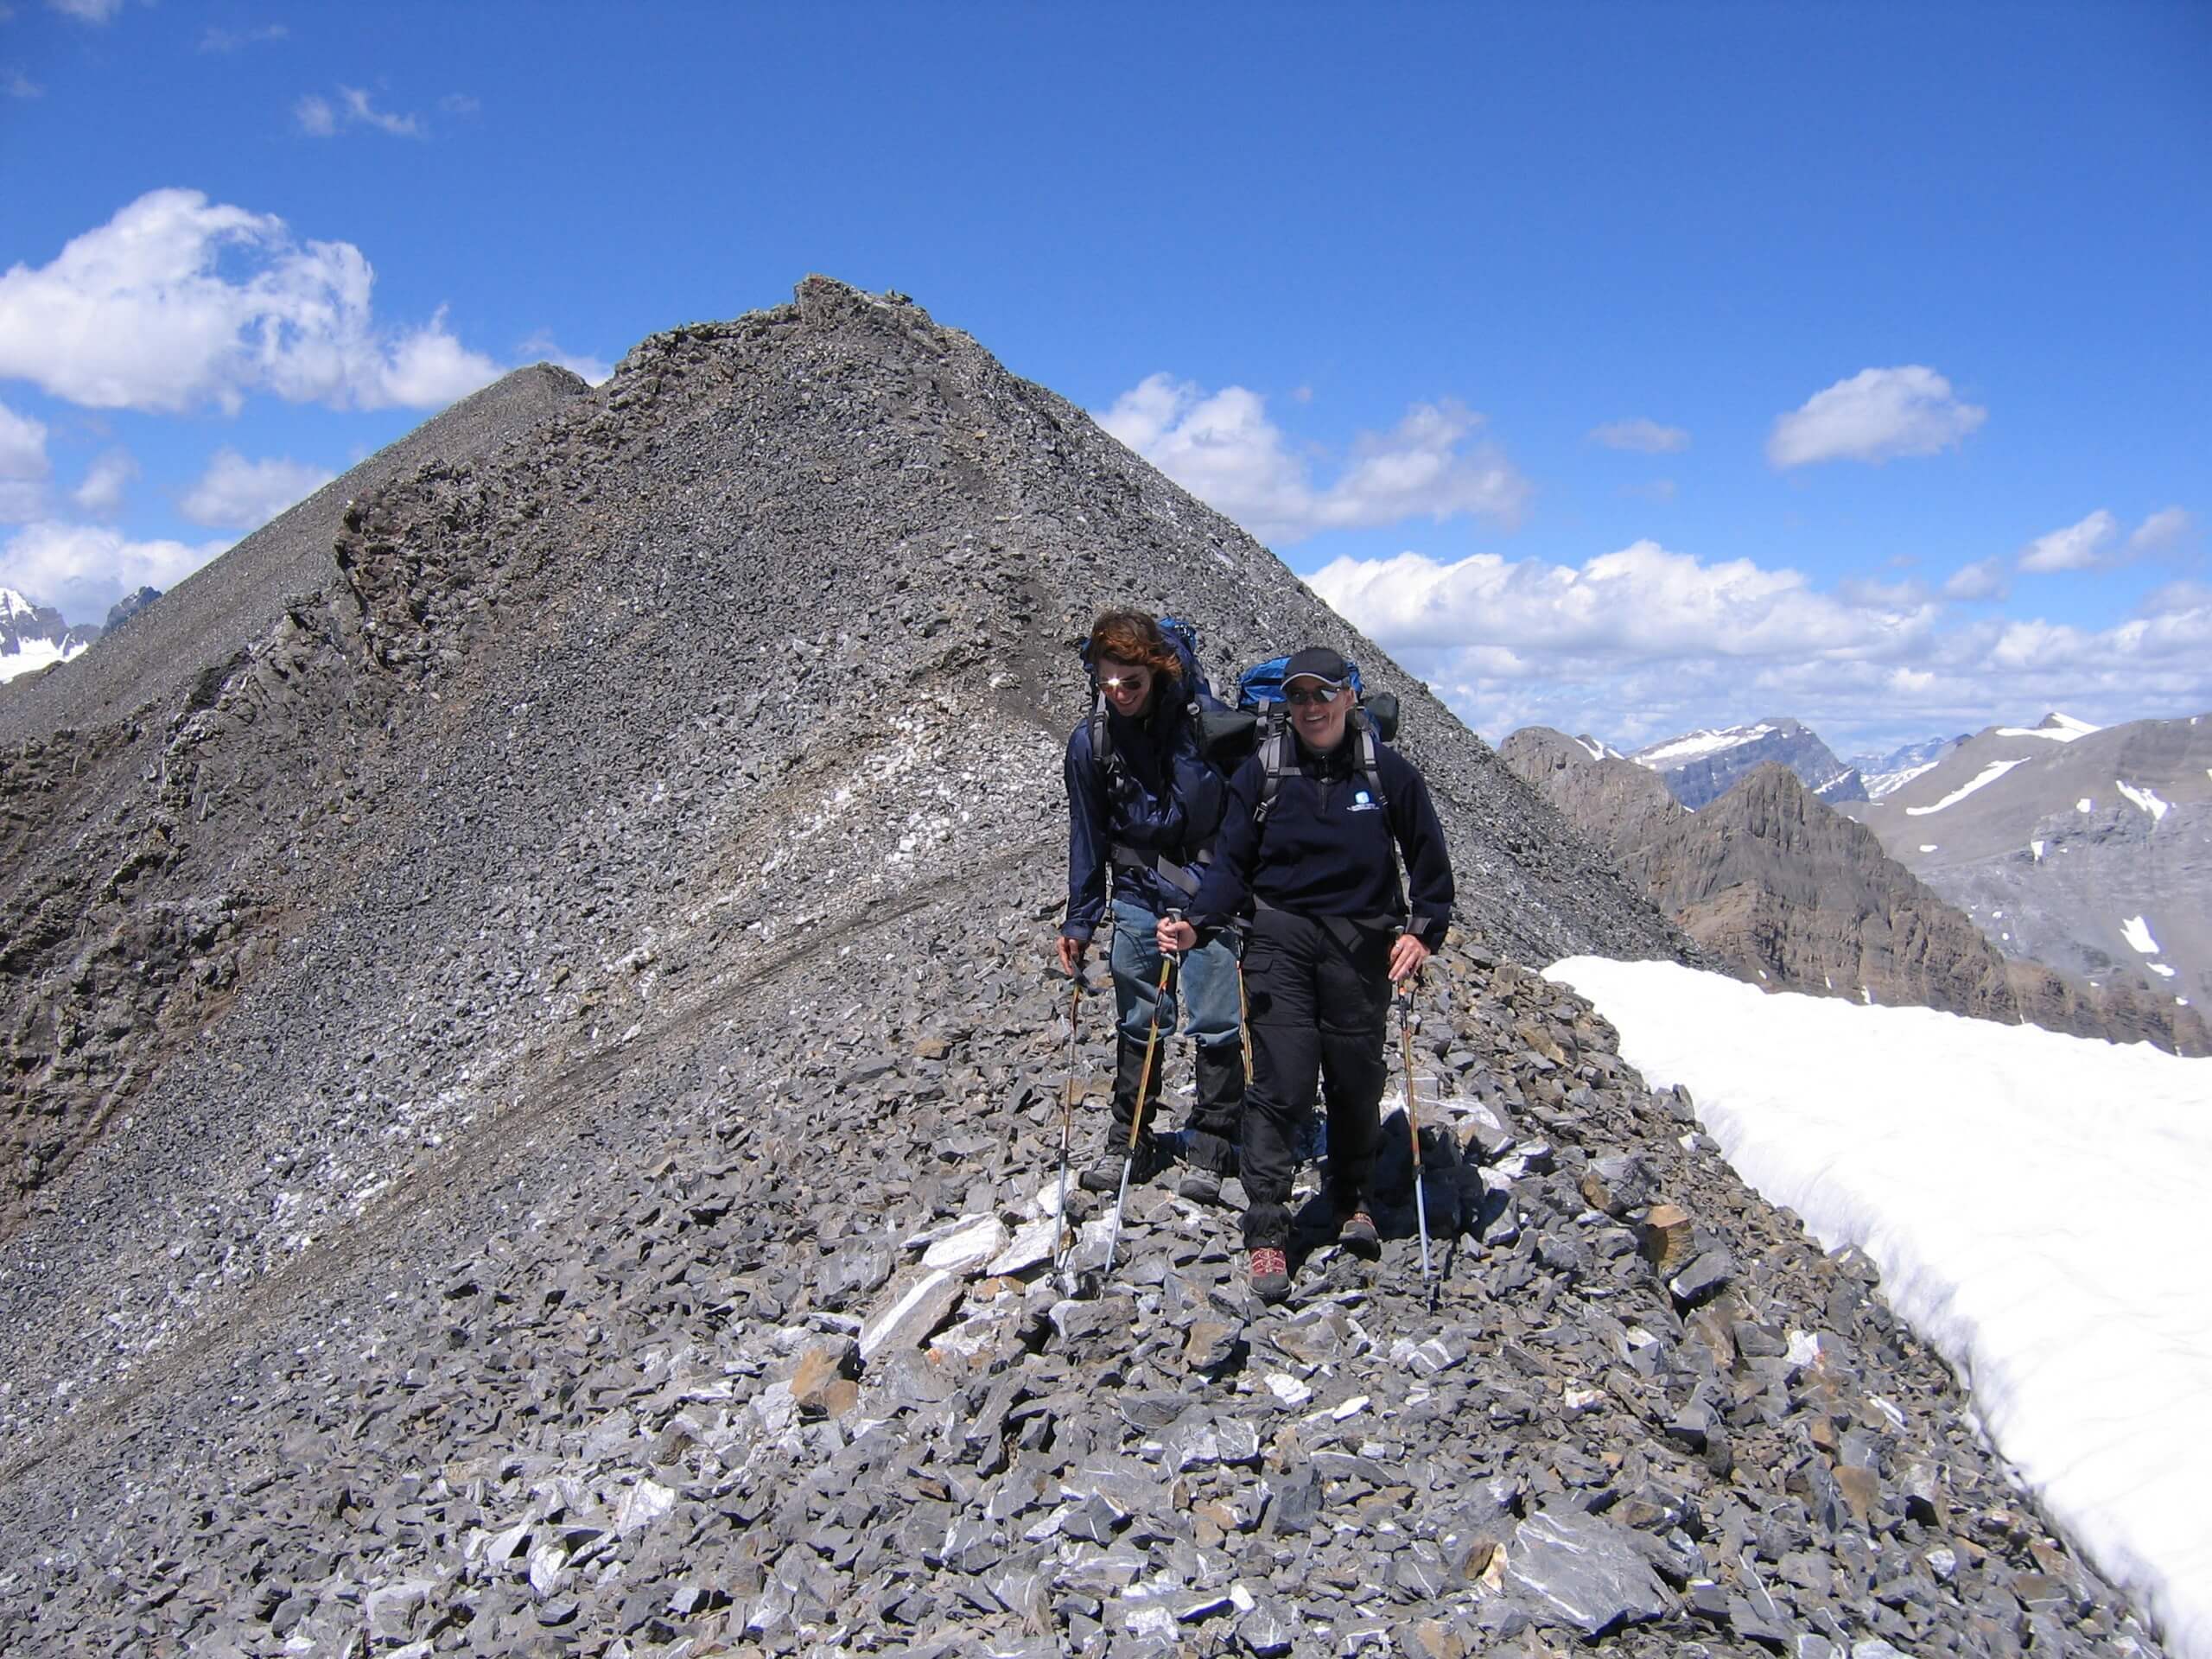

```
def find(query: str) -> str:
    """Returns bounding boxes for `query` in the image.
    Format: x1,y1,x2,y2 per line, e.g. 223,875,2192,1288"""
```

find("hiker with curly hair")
1058,611,1246,1205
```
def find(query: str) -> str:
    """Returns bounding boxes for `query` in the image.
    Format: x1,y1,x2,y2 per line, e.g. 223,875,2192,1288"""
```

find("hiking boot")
1338,1211,1380,1259
1177,1165,1224,1205
1080,1033,1165,1193
1078,1147,1129,1194
1079,1129,1170,1193
1249,1246,1291,1303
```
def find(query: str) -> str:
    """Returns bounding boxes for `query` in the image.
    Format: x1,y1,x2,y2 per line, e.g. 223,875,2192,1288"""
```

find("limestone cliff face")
1502,729,2209,1054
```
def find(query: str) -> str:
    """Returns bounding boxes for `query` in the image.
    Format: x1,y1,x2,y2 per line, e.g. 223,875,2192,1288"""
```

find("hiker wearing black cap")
1059,612,1246,1203
1159,645,1453,1302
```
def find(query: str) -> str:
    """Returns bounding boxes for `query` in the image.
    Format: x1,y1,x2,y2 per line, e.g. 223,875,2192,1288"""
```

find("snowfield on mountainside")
1548,956,2212,1659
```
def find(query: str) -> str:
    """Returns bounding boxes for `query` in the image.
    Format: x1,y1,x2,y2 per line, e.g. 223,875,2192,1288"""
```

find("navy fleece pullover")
1187,733,1454,948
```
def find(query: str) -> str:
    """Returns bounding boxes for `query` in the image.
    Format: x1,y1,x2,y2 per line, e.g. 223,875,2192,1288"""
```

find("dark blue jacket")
1188,731,1454,949
1063,681,1230,942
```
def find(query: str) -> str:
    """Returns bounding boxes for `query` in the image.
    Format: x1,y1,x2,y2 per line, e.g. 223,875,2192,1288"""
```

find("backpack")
1201,654,1402,823
1078,616,1222,901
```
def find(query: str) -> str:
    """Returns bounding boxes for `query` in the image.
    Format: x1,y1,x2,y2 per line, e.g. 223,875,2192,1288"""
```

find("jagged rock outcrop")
0,282,2164,1656
0,364,587,741
1503,728,2207,1055
100,584,162,633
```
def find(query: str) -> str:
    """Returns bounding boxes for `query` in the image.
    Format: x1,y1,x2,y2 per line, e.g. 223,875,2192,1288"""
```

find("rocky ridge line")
0,279,2163,1655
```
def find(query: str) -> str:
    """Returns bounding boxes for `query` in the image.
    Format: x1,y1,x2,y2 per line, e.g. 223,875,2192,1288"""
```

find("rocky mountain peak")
0,280,2167,1656
1630,716,1866,810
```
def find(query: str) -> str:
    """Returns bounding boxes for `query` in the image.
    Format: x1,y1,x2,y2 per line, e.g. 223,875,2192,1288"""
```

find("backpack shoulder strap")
1255,704,1294,823
1352,707,1389,808
1089,692,1118,785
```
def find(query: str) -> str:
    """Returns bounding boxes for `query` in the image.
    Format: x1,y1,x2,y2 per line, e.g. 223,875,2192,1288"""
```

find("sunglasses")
1099,673,1151,691
1285,684,1342,706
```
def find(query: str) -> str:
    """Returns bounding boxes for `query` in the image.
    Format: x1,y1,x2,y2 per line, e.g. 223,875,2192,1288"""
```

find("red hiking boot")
1249,1246,1291,1303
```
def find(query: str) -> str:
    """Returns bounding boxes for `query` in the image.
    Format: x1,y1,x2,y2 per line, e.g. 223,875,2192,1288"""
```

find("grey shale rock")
0,279,2169,1659
1504,1508,1675,1635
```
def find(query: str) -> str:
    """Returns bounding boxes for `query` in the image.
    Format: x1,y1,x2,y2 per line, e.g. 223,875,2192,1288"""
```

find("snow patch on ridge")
1542,956,2212,1659
2115,780,2171,823
1905,759,2027,817
1997,713,2099,742
2120,916,2161,956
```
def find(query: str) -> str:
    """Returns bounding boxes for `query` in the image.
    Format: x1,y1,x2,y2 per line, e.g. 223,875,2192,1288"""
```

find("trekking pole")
1052,969,1086,1275
1397,974,1434,1303
1106,912,1181,1276
1236,945,1255,1087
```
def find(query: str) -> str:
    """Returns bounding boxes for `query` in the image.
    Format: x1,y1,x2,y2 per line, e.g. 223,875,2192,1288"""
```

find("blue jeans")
1108,899,1241,1051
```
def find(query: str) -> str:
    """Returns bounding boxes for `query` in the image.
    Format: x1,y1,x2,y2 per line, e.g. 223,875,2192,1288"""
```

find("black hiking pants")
1237,907,1395,1249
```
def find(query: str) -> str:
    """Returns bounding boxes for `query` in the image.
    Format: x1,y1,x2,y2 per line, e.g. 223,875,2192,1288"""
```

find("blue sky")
2,2,2206,752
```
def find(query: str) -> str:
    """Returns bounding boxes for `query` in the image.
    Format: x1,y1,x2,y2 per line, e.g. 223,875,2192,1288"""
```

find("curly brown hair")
1087,611,1184,682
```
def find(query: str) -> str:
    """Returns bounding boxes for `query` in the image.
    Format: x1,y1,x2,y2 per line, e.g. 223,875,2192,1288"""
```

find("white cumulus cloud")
1942,556,2009,601
1313,540,1933,663
1,520,229,620
1767,365,1986,468
2019,510,2120,574
2129,505,2193,554
0,397,49,521
180,448,335,530
1306,538,2212,753
70,448,136,515
1590,418,1689,454
0,188,505,414
297,86,422,138
1097,374,1530,545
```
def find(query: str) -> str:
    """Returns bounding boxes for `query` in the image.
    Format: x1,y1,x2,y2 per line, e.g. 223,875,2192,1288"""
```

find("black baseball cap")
1283,646,1350,689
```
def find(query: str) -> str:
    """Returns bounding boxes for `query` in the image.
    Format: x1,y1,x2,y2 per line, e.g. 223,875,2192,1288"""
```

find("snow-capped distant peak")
1573,734,1625,763
1997,711,2101,743
1,587,36,621
1632,722,1776,767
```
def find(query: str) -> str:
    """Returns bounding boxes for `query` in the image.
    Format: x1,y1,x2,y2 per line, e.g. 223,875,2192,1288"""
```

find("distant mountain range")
0,586,161,683
1846,733,1967,799
1841,710,2212,1019
1628,716,1868,807
1503,725,2206,1055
